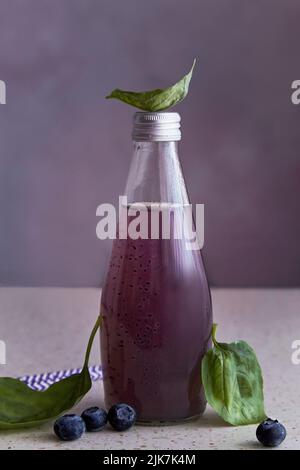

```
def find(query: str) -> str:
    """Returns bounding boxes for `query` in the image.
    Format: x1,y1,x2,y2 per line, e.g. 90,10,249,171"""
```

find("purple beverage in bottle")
100,203,212,422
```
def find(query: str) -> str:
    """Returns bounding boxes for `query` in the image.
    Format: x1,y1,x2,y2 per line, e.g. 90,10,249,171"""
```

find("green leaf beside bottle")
106,59,196,111
0,316,101,429
201,324,267,426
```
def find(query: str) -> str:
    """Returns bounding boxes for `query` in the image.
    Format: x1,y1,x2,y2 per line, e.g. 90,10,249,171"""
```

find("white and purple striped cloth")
19,365,103,391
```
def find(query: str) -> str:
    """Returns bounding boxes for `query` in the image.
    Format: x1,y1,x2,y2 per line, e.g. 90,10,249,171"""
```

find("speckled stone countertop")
0,288,299,450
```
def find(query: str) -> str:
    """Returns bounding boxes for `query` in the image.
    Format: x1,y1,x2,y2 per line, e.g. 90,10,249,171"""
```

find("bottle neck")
124,140,188,205
132,140,179,158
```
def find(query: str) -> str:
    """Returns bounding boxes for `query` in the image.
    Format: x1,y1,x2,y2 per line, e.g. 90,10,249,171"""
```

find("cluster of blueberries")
54,405,286,447
54,403,136,441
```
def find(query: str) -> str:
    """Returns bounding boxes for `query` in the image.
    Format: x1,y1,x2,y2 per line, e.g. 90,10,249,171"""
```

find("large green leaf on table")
0,315,101,429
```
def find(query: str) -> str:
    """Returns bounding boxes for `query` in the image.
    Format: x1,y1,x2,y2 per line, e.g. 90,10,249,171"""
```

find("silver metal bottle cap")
132,112,181,142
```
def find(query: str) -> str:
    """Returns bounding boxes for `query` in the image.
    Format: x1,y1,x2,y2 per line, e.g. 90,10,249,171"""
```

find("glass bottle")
100,112,212,423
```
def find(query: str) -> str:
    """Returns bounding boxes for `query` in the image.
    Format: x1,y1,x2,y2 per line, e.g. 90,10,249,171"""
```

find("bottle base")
135,413,203,427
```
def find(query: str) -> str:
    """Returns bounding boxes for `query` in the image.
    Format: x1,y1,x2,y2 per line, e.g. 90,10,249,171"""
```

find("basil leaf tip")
201,323,267,426
106,59,196,111
0,315,102,430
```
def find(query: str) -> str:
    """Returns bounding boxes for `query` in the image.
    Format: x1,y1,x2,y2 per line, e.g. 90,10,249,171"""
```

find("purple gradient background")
0,0,299,287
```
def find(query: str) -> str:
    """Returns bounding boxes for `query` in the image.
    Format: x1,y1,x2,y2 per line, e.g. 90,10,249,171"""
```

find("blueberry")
108,403,137,431
81,407,108,432
256,418,286,447
54,414,86,441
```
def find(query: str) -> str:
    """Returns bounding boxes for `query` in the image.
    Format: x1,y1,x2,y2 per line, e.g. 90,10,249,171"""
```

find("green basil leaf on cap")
201,323,267,426
106,59,196,111
0,315,101,430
